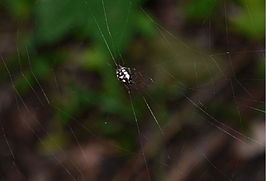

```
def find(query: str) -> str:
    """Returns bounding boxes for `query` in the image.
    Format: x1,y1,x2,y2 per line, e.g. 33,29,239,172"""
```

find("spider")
116,65,152,92
116,65,133,85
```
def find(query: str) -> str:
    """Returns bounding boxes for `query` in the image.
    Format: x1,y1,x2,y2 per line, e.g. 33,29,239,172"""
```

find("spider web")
0,0,264,180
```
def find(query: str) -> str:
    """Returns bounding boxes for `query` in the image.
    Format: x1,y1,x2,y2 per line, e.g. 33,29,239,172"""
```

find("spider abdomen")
116,66,133,85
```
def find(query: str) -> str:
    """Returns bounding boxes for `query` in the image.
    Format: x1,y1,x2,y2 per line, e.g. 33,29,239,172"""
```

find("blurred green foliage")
186,0,264,38
186,0,218,19
6,0,33,20
1,0,264,154
35,0,143,53
231,0,264,38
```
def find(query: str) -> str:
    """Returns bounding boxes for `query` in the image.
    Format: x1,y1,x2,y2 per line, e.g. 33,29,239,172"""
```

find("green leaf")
14,71,33,94
186,0,218,19
55,86,99,125
35,0,87,44
230,0,264,38
6,0,32,20
135,11,156,37
81,46,107,71
35,0,143,57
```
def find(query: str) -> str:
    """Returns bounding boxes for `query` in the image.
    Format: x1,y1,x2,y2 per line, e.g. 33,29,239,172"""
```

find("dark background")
0,0,264,180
